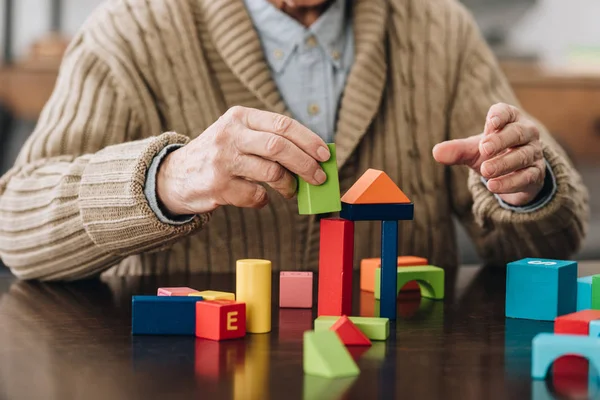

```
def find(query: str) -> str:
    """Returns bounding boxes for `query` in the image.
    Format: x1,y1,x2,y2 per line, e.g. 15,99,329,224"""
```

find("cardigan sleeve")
0,38,207,281
447,7,589,265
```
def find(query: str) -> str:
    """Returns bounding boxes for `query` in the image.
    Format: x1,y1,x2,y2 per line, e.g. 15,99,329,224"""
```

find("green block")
314,316,389,340
374,265,444,300
303,331,360,378
303,375,357,399
297,143,341,215
592,275,600,310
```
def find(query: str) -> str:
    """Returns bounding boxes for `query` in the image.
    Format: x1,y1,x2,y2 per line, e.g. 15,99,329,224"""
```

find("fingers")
486,160,545,195
235,128,326,186
485,103,521,135
235,107,331,162
480,143,543,180
219,178,269,209
231,154,297,199
480,121,540,158
432,134,483,168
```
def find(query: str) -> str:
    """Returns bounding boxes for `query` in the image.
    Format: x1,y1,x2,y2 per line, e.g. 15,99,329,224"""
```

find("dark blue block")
132,295,202,335
380,221,398,320
340,202,414,221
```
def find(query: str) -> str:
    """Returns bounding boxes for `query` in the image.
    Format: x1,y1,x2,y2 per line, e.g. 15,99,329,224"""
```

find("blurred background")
0,0,598,270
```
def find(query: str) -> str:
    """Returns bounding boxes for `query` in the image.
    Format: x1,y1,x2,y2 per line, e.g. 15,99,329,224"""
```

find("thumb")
432,134,483,168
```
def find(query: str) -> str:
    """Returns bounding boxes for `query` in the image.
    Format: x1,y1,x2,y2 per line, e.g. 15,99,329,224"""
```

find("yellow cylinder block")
236,259,272,334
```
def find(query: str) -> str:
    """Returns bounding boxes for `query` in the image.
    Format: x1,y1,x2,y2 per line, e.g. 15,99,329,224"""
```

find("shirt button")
331,50,341,60
308,103,321,116
273,49,284,60
305,36,317,48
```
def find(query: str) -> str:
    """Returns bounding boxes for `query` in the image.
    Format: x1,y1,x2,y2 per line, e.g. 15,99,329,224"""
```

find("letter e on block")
196,300,246,341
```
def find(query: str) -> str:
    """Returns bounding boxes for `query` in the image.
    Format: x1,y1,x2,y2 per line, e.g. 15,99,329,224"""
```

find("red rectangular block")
553,310,600,377
318,218,354,317
279,271,313,308
157,287,200,296
196,300,246,341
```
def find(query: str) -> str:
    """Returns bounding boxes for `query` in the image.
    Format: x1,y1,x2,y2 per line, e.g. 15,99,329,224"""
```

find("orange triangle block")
330,316,372,346
341,169,411,204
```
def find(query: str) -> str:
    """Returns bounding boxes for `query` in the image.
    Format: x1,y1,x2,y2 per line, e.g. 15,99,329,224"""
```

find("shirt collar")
243,0,350,73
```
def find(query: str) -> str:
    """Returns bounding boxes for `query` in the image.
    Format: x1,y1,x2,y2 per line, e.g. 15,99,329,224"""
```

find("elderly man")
0,0,589,280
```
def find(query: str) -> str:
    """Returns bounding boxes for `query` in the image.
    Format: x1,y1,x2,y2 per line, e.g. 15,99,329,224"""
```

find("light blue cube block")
505,258,577,321
532,333,600,379
590,320,600,338
578,276,593,311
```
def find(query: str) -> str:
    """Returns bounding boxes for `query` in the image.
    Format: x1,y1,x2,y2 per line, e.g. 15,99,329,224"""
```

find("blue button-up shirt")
244,0,354,143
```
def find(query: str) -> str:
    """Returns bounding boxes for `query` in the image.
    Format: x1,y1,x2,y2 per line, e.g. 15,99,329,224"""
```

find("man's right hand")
156,106,331,216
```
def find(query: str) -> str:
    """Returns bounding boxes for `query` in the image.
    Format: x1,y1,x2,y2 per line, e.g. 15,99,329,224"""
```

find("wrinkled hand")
156,106,330,216
432,103,546,206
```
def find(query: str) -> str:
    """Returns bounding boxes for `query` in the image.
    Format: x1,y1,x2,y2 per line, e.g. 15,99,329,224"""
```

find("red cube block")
279,271,313,308
196,300,246,341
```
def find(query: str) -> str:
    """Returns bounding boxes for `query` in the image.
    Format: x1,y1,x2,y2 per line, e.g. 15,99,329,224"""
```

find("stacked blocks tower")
236,259,272,333
339,169,414,321
280,271,313,309
531,333,600,379
578,276,594,311
303,331,360,378
553,310,600,377
132,295,201,335
196,300,246,341
318,218,354,316
297,143,341,215
189,290,235,300
374,265,445,300
360,256,428,292
505,258,577,321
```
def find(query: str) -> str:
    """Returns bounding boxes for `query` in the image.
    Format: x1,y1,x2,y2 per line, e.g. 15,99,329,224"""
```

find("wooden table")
0,262,599,400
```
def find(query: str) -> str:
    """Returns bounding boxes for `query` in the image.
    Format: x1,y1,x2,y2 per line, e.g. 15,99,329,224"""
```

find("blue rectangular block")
340,202,414,221
132,295,202,335
578,276,593,311
505,258,577,321
380,220,398,320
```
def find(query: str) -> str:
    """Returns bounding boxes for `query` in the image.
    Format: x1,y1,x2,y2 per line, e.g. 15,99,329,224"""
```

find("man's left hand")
432,103,546,206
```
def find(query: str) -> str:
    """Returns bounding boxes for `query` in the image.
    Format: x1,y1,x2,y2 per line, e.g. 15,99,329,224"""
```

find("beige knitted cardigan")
0,0,589,280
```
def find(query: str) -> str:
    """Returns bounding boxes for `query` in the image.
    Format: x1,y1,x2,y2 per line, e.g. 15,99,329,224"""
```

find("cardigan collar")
196,0,388,168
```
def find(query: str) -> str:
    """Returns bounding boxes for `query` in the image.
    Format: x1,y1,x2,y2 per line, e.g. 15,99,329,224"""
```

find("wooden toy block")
236,259,272,333
157,287,201,296
318,218,353,317
380,220,398,320
374,265,445,300
189,290,235,301
341,168,411,204
131,295,201,335
593,275,600,310
315,316,389,340
279,271,313,308
531,333,600,379
553,310,600,377
505,258,577,321
303,375,357,400
340,202,414,221
577,276,593,311
590,320,600,337
195,300,246,341
297,143,341,215
330,315,372,346
360,256,427,292
303,330,360,378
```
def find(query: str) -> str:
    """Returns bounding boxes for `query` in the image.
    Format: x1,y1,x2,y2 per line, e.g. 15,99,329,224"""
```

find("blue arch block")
531,333,600,379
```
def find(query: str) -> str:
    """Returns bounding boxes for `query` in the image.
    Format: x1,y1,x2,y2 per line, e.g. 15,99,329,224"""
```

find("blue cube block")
505,258,577,321
578,276,594,311
132,295,202,335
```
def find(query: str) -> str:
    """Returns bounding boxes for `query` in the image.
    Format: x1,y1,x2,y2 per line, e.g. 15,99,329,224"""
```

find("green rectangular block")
297,143,341,215
374,265,444,300
303,331,360,378
592,275,600,310
314,316,389,340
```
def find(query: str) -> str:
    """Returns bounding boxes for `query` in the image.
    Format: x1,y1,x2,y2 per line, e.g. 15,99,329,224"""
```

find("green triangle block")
303,331,360,378
303,375,357,400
